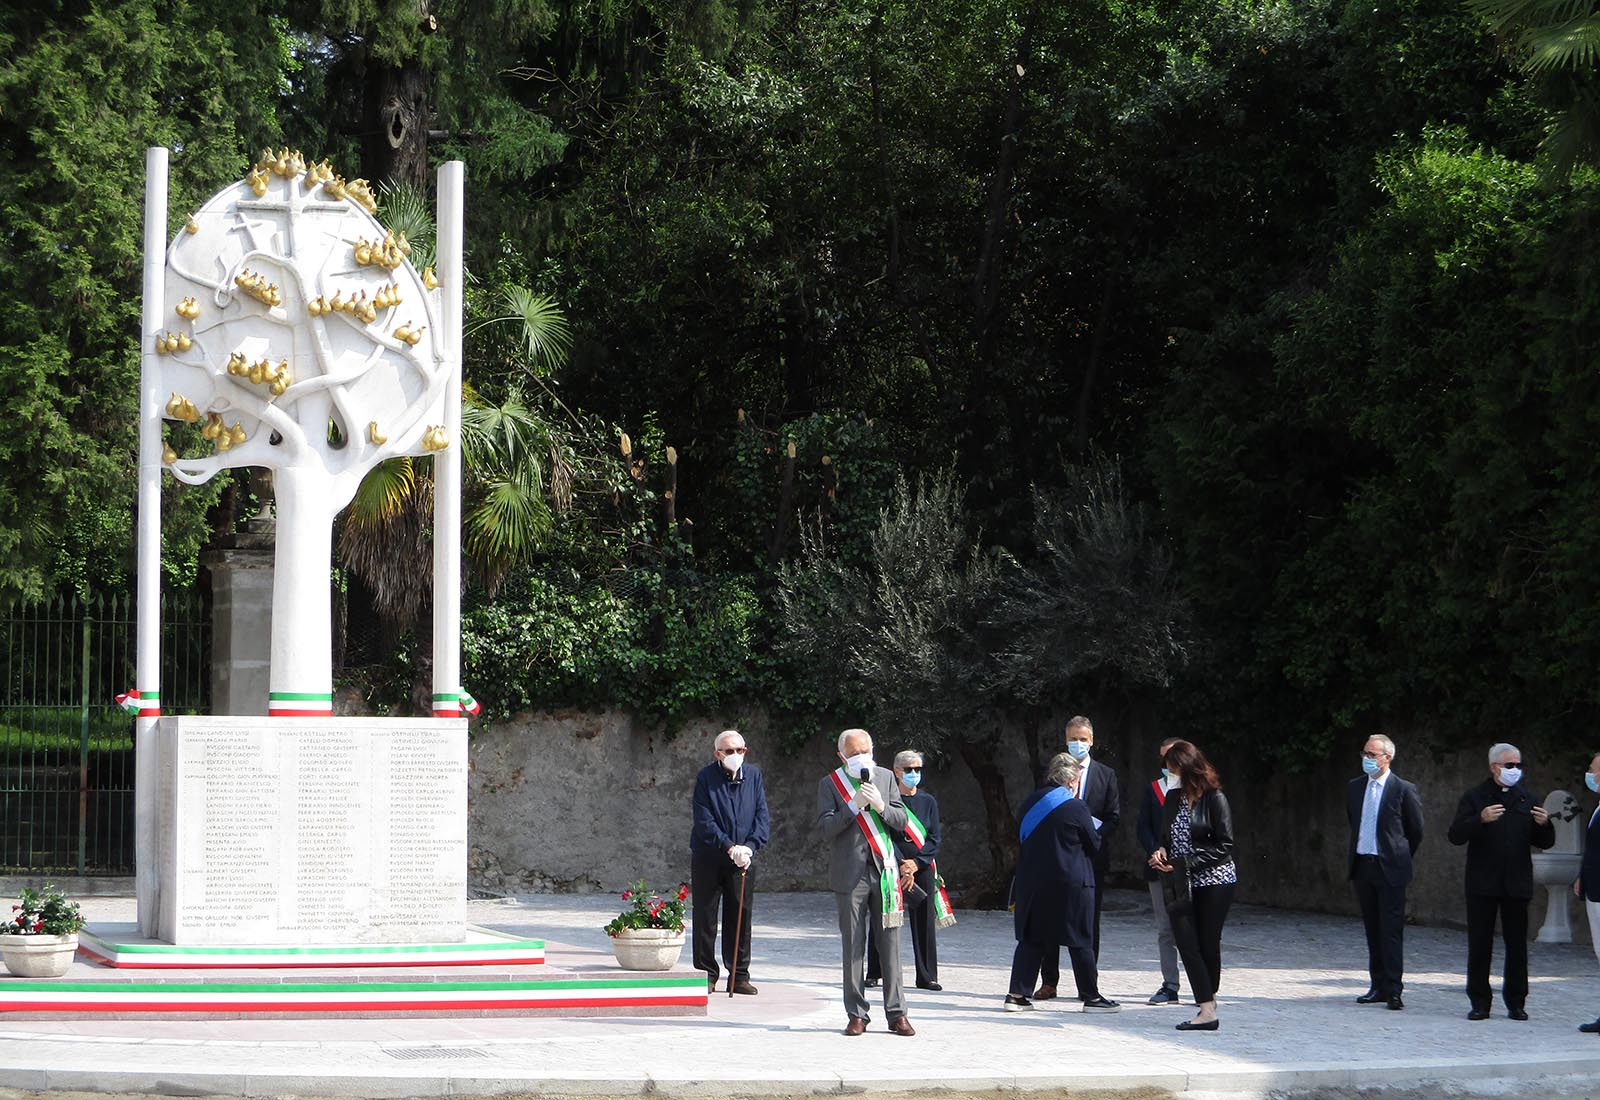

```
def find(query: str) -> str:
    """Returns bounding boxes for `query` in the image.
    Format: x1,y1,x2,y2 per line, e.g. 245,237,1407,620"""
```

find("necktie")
1359,780,1380,855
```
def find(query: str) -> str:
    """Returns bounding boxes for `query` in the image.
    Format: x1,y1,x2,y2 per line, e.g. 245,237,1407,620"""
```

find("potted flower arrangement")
0,884,87,978
604,879,689,971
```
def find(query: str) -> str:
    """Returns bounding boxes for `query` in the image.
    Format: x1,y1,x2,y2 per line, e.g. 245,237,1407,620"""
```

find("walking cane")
727,867,748,997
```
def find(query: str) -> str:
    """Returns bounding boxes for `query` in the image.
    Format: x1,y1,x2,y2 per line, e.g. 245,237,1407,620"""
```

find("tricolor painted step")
79,923,546,969
0,970,708,1019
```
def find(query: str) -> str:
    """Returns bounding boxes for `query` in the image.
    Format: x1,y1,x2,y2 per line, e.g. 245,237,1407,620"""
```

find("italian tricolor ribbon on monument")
829,767,904,928
901,806,957,929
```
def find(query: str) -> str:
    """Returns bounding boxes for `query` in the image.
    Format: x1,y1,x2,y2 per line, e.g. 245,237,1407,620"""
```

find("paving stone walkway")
1,889,1598,1098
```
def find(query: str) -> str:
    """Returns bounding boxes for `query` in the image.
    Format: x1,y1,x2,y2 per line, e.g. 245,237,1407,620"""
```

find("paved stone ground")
1,889,1599,1098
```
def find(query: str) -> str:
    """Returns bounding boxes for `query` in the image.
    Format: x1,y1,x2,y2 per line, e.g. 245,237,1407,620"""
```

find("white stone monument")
133,147,470,945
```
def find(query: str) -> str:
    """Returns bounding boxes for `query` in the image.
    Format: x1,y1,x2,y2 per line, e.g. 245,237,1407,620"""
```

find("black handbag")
1160,860,1193,917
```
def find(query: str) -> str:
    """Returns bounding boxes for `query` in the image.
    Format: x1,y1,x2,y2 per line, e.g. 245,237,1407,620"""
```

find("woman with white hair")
1003,752,1119,1013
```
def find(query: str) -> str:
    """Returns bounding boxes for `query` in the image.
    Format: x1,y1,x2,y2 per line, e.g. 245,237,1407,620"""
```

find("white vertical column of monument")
431,161,464,717
135,146,169,937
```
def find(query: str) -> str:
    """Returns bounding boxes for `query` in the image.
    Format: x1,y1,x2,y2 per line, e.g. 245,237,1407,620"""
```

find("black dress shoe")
732,980,758,995
1355,989,1387,1004
1509,1007,1529,1021
1578,1017,1600,1033
1175,1018,1220,1031
916,980,942,991
864,977,880,988
1387,994,1404,1011
1468,1007,1491,1020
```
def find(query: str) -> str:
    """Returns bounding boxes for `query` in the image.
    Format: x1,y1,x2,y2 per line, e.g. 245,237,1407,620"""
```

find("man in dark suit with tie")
1347,734,1425,1011
1035,715,1119,1001
1447,742,1555,1021
1578,751,1600,1034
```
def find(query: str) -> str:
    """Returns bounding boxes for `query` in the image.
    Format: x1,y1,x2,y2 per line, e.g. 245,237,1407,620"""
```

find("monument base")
80,923,546,968
0,939,705,1019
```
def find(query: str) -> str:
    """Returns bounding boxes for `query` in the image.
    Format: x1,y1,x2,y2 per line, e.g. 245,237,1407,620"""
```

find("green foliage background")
6,0,1600,785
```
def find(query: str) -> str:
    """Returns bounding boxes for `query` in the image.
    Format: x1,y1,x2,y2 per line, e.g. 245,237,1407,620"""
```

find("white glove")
854,782,885,814
729,845,753,869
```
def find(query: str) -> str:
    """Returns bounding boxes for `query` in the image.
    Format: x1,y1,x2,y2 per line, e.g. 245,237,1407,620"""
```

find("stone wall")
467,709,1595,940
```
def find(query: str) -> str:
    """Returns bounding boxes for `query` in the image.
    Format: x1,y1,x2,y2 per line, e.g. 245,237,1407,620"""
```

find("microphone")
859,766,872,785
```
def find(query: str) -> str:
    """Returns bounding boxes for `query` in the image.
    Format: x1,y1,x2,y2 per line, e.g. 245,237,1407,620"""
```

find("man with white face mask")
1576,752,1600,1034
1448,741,1555,1020
1345,734,1424,1011
1037,715,1118,1001
690,729,770,994
818,728,914,1035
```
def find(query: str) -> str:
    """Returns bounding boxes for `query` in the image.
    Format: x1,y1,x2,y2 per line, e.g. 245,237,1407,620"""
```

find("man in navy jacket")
1137,736,1182,1004
1578,752,1600,1034
1037,715,1119,1000
1346,734,1425,1011
690,729,770,994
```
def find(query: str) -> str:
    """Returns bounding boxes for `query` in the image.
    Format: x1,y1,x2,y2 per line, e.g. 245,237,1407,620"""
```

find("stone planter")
0,933,79,978
609,928,685,971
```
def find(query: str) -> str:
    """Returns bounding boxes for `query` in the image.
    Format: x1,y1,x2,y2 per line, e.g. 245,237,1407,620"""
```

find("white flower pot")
0,933,79,978
609,928,685,971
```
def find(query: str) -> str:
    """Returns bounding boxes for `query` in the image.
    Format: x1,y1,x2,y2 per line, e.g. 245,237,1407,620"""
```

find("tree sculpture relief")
157,150,449,714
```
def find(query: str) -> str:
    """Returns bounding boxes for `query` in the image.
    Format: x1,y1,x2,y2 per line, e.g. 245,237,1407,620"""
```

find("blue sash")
1018,787,1072,843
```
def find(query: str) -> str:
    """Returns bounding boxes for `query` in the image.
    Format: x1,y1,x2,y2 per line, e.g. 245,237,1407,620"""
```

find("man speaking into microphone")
818,727,915,1036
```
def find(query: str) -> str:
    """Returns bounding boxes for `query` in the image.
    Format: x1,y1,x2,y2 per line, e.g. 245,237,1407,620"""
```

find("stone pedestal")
202,519,275,717
139,715,468,945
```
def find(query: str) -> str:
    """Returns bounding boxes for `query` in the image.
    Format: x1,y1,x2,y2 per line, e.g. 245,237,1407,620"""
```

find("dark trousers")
1353,856,1407,995
1010,939,1099,1000
690,847,753,983
1466,893,1531,1011
866,865,939,985
1040,865,1104,989
1169,881,1233,1003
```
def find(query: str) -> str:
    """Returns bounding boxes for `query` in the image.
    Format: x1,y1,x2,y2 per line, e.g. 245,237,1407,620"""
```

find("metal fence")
0,592,209,875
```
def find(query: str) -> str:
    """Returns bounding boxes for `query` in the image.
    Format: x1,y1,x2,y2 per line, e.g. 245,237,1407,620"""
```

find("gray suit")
817,765,909,1021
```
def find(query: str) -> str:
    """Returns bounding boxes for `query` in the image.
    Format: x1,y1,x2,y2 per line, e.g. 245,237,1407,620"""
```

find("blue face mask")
1160,768,1175,785
1066,740,1090,760
1361,757,1381,776
901,770,922,788
1586,772,1599,794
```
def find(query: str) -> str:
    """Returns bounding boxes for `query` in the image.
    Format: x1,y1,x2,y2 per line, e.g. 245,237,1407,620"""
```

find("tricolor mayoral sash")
829,767,905,928
901,807,957,929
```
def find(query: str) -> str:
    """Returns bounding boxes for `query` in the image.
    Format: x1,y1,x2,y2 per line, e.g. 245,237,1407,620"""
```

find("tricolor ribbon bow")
115,690,140,715
458,688,481,717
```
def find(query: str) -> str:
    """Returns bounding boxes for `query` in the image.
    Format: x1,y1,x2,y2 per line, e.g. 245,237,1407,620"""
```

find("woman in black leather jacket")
1149,740,1236,1031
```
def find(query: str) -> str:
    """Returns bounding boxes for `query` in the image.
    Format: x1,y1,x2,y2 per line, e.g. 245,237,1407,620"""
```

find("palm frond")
464,286,573,375
345,457,416,524
377,179,437,270
1524,18,1600,72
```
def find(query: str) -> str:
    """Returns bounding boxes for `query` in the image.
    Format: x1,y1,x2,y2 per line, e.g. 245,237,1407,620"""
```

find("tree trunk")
268,468,342,714
956,739,1020,908
363,58,430,190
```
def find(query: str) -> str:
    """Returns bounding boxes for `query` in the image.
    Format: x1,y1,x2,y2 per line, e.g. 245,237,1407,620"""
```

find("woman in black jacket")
1149,740,1236,1031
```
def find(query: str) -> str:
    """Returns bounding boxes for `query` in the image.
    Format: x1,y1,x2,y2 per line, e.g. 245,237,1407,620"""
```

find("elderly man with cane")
690,729,770,994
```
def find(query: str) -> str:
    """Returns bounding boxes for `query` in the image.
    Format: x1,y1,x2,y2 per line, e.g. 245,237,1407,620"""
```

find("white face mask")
1498,766,1522,787
843,751,875,777
720,750,743,773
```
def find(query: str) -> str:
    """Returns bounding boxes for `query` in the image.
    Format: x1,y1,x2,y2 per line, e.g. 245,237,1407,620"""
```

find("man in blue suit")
1036,715,1118,1001
1579,751,1600,1034
1347,734,1425,1011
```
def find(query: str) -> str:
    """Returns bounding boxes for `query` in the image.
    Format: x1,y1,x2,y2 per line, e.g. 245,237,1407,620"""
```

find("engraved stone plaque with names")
154,715,467,945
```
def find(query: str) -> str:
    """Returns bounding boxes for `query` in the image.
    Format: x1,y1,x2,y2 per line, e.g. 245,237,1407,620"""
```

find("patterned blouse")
1172,797,1237,887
